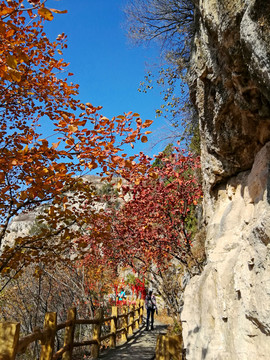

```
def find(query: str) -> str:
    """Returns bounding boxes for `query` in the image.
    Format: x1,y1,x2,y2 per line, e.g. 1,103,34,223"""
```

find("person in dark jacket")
145,290,158,330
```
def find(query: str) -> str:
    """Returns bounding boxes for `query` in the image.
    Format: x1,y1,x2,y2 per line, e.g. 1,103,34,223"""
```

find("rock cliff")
181,1,270,358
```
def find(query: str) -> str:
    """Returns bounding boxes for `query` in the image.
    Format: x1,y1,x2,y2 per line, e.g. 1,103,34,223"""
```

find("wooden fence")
0,299,145,360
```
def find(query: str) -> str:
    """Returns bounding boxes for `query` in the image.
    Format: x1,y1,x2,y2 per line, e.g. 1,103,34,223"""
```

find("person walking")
145,290,158,330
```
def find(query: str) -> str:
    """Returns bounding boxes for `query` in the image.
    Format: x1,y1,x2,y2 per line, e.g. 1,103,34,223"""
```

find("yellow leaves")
61,113,70,122
38,7,54,21
88,162,98,170
116,115,126,120
50,9,68,14
68,124,78,133
6,55,17,69
117,179,122,190
8,69,21,82
22,145,28,154
148,170,159,180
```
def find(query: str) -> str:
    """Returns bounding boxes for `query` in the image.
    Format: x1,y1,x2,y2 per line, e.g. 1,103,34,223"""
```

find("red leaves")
80,148,202,275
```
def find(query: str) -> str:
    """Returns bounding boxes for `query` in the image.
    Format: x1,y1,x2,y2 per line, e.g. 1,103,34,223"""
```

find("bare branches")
124,0,195,59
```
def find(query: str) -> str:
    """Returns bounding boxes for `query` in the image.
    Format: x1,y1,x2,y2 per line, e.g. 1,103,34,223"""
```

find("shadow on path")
98,321,168,360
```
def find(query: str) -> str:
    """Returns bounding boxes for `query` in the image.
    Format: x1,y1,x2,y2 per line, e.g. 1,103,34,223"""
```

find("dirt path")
98,321,168,360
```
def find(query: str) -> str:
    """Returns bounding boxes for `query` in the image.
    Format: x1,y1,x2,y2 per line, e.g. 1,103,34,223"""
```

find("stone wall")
181,1,270,358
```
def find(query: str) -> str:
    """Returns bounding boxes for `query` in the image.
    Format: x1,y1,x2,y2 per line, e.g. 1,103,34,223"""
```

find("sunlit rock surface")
182,0,270,358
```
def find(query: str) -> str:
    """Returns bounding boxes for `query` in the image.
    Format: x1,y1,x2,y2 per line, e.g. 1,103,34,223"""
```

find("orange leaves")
0,172,5,183
141,135,148,143
52,141,61,149
142,119,153,128
22,145,29,154
65,138,74,146
0,5,13,17
38,7,54,21
50,9,68,15
7,68,21,82
87,162,98,170
0,0,158,278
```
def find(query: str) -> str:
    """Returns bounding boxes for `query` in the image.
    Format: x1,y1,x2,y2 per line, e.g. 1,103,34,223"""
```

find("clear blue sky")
44,0,174,156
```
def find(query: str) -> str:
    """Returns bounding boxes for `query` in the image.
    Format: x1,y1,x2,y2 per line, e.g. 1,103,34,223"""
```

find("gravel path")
98,321,168,360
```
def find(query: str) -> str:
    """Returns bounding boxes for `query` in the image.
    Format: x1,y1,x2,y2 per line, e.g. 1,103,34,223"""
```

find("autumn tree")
0,0,152,281
82,147,202,271
78,146,203,316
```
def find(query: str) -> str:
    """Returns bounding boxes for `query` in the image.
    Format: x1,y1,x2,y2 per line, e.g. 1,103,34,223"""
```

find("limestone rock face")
182,143,270,359
182,0,270,358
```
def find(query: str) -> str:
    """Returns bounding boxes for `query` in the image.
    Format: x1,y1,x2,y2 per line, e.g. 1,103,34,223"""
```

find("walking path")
98,321,168,360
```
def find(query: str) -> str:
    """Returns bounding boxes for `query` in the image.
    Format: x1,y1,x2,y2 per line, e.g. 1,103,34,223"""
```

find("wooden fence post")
156,334,169,360
134,299,140,330
91,308,103,359
62,307,76,360
40,312,57,360
121,306,128,343
139,299,144,325
0,322,20,360
110,306,117,349
156,334,182,360
128,305,134,336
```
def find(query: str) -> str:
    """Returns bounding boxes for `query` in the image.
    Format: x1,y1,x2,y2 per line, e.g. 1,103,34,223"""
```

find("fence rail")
0,299,145,360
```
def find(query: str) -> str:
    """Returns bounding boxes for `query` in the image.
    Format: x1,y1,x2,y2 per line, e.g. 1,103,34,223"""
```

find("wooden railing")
0,299,145,360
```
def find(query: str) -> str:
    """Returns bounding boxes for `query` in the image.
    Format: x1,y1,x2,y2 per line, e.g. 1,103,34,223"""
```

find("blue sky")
44,0,175,156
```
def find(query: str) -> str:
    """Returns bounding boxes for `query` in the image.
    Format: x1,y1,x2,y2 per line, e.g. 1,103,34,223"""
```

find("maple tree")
0,0,153,278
